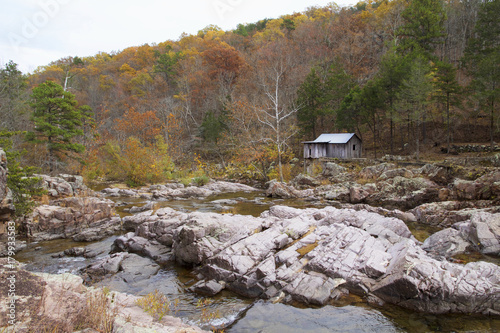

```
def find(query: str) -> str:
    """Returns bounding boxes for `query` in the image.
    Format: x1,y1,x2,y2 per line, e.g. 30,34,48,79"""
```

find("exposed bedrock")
0,259,208,332
310,164,500,210
0,149,14,222
101,180,258,200
422,211,500,257
19,196,120,241
111,205,500,315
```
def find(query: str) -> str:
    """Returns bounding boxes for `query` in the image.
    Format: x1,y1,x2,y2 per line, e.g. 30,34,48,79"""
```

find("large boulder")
420,211,500,257
450,171,500,200
452,179,485,200
316,183,351,201
20,197,120,241
349,184,377,204
410,201,499,227
112,232,172,264
322,162,347,178
266,180,314,199
0,149,14,223
290,174,319,189
135,208,190,246
72,216,122,242
421,228,472,258
37,174,90,198
418,164,450,185
82,252,161,289
102,187,140,198
367,177,440,209
203,180,257,193
123,210,157,231
467,212,500,255
358,163,396,180
173,212,264,265
371,242,499,315
284,271,346,305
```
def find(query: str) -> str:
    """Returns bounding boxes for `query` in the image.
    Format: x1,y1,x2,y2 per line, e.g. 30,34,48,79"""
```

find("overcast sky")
1,0,354,73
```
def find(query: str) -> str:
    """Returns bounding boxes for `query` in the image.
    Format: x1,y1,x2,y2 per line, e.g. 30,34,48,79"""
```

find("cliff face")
0,149,14,233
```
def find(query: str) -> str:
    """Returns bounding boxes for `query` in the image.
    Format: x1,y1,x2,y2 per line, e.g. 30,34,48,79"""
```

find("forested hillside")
1,0,499,185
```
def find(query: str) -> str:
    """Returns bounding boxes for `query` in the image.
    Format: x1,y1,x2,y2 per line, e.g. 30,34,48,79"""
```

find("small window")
353,145,356,151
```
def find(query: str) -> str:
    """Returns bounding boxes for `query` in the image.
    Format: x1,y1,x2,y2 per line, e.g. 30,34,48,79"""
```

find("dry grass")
23,287,119,333
355,176,376,185
73,287,118,332
135,290,179,321
196,298,225,333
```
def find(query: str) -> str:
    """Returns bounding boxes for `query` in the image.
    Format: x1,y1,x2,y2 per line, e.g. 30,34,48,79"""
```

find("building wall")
327,144,346,158
304,136,362,159
343,136,362,158
304,143,327,158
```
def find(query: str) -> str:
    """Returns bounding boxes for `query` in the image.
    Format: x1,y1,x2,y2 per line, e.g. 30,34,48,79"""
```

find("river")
15,190,500,332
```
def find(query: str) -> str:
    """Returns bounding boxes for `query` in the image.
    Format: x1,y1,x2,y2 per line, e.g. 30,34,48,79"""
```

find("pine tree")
0,61,30,131
463,0,500,149
296,60,353,139
376,50,410,154
396,58,433,160
26,81,93,173
296,68,325,139
396,0,447,60
0,131,46,216
432,60,462,153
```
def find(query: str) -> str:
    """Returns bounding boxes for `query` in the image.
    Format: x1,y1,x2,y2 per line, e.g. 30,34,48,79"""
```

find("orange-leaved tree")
114,105,162,144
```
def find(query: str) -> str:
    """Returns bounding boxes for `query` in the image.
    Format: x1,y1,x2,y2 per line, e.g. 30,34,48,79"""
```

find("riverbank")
2,158,500,332
0,258,209,332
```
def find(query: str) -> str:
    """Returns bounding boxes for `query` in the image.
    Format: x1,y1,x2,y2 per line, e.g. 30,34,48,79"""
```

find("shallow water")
14,190,500,332
111,190,325,218
228,301,500,333
14,236,117,274
228,302,403,333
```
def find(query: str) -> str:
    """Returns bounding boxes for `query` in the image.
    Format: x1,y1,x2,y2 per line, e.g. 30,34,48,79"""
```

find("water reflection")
110,191,323,218
228,302,403,333
228,301,500,333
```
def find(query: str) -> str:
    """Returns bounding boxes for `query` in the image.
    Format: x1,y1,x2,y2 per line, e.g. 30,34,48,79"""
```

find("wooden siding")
304,135,362,159
343,135,362,158
304,143,327,158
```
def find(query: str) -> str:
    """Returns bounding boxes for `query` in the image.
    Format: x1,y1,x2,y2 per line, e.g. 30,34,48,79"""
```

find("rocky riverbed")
0,258,209,332
2,158,500,332
94,205,499,315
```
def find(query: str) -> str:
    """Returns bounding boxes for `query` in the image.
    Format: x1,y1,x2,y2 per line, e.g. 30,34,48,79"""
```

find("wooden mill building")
303,133,362,159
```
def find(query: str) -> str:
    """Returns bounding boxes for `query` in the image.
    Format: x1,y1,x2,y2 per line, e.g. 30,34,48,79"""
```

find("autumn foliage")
114,106,162,144
8,0,497,182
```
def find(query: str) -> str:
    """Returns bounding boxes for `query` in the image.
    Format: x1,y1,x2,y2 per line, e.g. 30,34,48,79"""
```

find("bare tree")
252,41,302,182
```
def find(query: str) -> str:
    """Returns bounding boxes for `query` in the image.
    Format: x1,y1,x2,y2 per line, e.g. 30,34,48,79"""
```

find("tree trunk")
373,113,377,159
422,109,427,146
390,116,394,156
446,92,450,154
389,96,394,155
491,98,495,150
416,118,420,161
